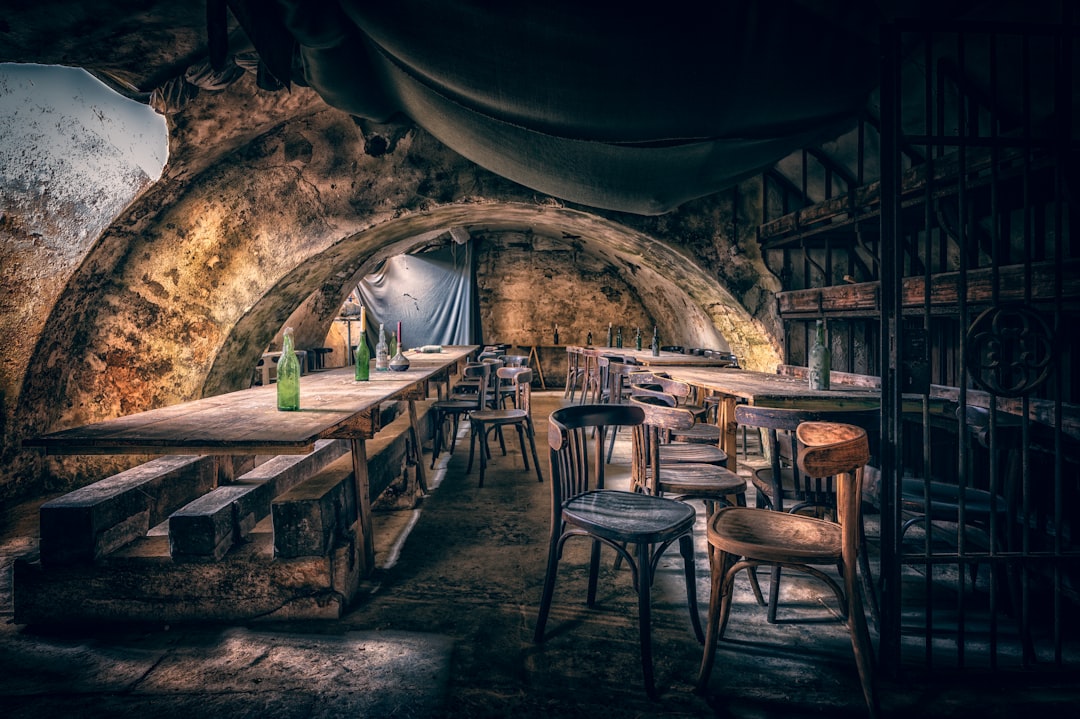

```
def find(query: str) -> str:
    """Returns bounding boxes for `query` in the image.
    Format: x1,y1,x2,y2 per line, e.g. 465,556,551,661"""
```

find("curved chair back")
502,354,530,368
497,366,533,413
629,394,697,494
735,404,878,513
796,422,871,556
548,404,645,514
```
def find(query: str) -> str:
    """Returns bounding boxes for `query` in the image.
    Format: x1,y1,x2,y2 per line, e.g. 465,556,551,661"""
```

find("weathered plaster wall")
1,71,783,507
475,231,653,348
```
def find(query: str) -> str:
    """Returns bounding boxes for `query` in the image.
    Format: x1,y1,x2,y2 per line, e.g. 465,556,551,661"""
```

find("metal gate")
877,13,1080,674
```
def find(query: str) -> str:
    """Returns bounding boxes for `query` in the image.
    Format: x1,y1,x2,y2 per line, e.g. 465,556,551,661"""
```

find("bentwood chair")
430,362,489,468
467,367,543,487
696,421,879,718
629,395,745,525
534,404,704,698
733,404,880,623
630,373,719,445
628,391,730,468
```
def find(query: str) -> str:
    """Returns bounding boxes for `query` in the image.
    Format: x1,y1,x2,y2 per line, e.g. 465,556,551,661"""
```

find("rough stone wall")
475,232,652,348
1,71,784,508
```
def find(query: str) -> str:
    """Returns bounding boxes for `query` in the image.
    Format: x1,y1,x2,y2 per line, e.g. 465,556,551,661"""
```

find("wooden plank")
760,146,1032,244
777,259,1080,318
39,455,217,566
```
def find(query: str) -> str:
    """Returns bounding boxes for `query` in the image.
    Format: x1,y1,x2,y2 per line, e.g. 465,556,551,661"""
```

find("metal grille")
878,13,1080,675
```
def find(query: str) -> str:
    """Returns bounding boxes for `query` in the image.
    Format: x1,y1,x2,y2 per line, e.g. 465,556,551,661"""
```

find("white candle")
359,306,367,333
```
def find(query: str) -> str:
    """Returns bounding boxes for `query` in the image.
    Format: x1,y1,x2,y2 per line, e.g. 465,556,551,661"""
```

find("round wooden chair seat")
672,422,721,444
750,466,797,503
659,442,728,465
652,464,746,497
707,506,841,565
468,407,528,426
563,489,697,544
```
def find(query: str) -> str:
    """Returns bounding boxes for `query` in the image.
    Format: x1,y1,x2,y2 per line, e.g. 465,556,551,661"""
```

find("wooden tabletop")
662,366,881,409
25,346,478,456
565,346,736,367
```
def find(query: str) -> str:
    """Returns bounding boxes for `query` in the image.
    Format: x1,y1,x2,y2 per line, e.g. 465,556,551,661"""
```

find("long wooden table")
25,345,478,574
660,366,880,472
566,345,737,367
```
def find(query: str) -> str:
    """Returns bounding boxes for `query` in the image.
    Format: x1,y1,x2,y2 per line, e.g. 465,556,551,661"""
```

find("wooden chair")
628,391,730,468
733,404,880,623
631,373,718,444
629,395,745,519
429,362,489,468
696,421,879,718
534,403,704,699
467,367,543,487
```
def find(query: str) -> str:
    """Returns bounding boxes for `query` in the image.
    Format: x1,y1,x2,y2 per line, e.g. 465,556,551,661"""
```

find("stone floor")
2,390,1079,718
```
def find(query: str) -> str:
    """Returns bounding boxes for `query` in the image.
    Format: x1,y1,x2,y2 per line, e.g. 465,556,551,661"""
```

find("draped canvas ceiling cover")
225,0,887,215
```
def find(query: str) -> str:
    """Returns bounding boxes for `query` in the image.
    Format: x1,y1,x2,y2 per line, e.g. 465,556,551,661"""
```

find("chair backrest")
629,395,697,494
497,366,533,413
548,404,645,514
796,421,871,561
503,354,530,368
460,362,491,405
735,405,879,512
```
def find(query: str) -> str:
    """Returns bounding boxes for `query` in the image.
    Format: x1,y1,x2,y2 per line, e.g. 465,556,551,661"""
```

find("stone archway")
204,202,779,395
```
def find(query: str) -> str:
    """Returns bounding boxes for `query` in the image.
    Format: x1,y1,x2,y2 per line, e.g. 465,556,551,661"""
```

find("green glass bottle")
354,333,370,381
809,319,831,390
276,327,301,410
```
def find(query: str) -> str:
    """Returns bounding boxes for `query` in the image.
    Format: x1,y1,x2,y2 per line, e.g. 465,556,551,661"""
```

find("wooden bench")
168,439,348,561
39,454,217,566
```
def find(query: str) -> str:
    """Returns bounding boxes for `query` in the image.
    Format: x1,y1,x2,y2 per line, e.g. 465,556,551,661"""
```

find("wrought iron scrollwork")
965,304,1055,397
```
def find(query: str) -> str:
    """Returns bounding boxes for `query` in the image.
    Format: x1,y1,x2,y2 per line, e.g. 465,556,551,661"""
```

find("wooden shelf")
759,146,1041,248
776,259,1080,319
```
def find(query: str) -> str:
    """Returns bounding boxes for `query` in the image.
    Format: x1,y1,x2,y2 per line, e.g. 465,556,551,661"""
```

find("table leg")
407,399,429,494
350,437,375,575
718,396,739,474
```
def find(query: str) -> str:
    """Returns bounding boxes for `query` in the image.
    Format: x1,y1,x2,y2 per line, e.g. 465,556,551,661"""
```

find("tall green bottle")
354,307,370,381
808,319,831,390
354,334,370,381
276,327,301,410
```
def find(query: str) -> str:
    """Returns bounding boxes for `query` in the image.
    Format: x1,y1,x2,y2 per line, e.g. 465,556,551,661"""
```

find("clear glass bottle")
651,326,660,356
375,323,389,371
276,327,300,410
808,319,831,390
635,327,642,351
615,326,623,348
606,323,613,347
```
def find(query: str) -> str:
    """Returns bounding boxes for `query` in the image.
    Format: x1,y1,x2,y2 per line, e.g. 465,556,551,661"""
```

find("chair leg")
767,565,782,623
534,533,562,643
527,422,544,482
679,534,704,644
466,420,477,474
515,423,529,469
635,540,657,699
696,549,732,693
845,567,880,719
587,538,602,607
430,411,443,469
